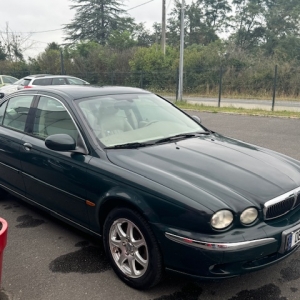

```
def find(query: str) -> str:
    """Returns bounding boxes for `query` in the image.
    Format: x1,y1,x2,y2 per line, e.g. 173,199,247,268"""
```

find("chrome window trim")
263,187,300,220
165,232,275,251
16,92,89,154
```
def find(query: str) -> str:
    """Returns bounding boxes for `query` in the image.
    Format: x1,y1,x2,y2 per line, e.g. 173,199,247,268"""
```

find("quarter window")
32,96,78,140
3,96,34,132
66,77,86,85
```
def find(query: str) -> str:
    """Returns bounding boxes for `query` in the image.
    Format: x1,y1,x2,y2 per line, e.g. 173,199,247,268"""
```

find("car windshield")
3,76,18,84
77,93,205,147
12,78,30,85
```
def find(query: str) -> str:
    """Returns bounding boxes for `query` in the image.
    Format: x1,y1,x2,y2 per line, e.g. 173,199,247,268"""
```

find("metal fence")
2,64,300,111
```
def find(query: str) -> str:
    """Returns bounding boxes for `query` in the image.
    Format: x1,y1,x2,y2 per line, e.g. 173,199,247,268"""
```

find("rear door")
0,95,35,195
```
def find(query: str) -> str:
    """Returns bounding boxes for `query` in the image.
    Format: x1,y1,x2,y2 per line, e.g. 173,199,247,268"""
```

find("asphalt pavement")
1,112,300,300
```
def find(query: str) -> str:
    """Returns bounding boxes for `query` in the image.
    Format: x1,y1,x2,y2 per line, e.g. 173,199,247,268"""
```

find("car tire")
103,207,163,289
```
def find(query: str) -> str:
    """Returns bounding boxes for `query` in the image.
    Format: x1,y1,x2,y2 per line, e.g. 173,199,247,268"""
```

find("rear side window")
3,96,34,132
32,78,52,86
52,78,67,85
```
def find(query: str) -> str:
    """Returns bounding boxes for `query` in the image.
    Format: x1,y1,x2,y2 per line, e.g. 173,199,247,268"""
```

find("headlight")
211,210,233,229
240,208,258,225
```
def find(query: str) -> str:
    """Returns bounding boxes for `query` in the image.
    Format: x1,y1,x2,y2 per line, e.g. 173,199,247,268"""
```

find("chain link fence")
2,64,300,110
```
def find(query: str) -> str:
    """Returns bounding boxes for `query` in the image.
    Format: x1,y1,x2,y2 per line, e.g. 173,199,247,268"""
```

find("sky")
0,0,193,58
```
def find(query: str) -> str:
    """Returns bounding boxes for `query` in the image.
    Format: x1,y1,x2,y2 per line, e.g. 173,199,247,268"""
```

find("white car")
0,74,89,99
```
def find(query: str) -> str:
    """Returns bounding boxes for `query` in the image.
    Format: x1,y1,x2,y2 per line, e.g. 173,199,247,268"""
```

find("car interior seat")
97,102,133,137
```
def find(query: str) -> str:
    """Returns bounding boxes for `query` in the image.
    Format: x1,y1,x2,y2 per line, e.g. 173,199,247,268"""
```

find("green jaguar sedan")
0,85,300,289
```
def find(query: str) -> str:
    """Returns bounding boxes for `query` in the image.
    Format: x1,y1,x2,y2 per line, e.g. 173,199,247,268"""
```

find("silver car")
0,74,89,99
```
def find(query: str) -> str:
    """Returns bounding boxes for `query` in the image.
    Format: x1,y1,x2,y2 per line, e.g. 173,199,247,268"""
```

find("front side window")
3,96,34,132
32,96,78,140
77,93,204,147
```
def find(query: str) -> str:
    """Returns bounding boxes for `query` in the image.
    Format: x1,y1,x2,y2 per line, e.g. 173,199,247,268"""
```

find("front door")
19,95,90,228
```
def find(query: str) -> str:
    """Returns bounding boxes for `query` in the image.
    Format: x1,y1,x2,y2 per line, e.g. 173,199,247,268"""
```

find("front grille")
265,195,295,219
264,188,300,220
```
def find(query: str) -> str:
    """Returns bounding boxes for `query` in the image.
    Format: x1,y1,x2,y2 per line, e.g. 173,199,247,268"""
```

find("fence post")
111,72,114,85
140,71,144,89
272,65,278,111
218,66,223,107
175,68,179,102
60,49,65,75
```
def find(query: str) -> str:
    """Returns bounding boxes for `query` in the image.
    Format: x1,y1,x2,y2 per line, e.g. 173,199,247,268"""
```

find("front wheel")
103,207,163,289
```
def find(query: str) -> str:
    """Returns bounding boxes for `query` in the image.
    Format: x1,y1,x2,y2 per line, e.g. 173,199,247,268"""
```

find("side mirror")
45,134,76,152
192,115,201,124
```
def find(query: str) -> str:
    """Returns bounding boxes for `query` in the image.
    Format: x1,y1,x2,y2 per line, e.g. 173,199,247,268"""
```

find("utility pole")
162,0,166,55
177,0,185,101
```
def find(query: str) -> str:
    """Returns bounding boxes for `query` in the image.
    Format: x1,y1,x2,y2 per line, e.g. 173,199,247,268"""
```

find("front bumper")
155,218,300,279
166,232,276,251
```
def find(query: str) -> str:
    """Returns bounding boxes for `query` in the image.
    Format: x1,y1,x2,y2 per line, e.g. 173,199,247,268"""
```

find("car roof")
24,74,85,79
17,85,151,100
24,74,53,79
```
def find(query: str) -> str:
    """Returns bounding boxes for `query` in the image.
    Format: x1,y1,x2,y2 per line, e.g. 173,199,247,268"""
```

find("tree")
0,22,34,62
262,0,300,56
108,30,136,50
132,23,155,47
46,42,61,51
64,0,135,45
230,0,300,56
167,0,228,47
0,42,6,60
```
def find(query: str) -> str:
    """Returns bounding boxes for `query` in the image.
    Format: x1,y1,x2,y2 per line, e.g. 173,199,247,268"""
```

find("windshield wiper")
155,132,210,144
105,142,152,149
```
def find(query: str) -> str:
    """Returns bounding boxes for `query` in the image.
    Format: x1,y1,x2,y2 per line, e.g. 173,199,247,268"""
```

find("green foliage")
46,42,61,52
64,0,134,45
0,42,6,61
108,30,136,50
167,0,229,47
129,45,178,89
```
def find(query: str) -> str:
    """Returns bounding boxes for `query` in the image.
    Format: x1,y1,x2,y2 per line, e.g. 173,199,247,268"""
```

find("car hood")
106,134,300,212
0,84,19,93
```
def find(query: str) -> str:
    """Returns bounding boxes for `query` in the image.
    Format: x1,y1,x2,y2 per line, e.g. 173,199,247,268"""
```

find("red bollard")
0,218,8,286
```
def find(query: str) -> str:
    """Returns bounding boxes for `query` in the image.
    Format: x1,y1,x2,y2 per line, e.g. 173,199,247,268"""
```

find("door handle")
23,142,32,151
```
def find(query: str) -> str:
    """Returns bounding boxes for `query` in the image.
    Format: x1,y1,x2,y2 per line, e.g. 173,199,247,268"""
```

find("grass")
175,102,300,119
